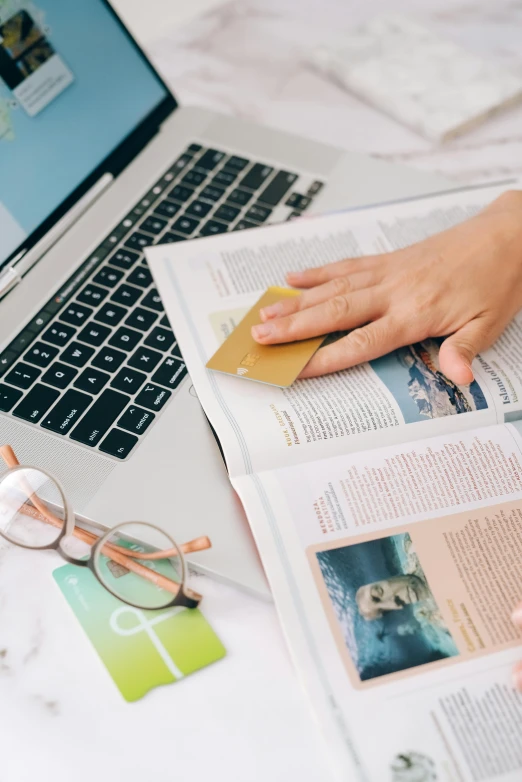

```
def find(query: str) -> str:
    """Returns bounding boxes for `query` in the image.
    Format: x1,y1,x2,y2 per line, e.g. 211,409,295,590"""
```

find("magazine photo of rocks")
370,339,488,423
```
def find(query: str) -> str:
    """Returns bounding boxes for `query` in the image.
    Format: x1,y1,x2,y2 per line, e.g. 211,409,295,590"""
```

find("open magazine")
147,181,522,782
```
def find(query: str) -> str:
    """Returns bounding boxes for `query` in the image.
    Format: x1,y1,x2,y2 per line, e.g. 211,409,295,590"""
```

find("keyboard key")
94,302,127,327
233,219,258,231
0,383,23,412
0,351,17,377
287,210,302,220
187,143,202,153
77,284,108,308
26,310,52,333
127,266,152,288
171,216,200,235
99,428,138,459
226,188,252,207
154,200,181,220
168,153,193,176
24,342,59,368
118,405,155,435
140,215,167,235
10,329,35,354
144,327,175,351
159,314,171,328
186,200,212,219
239,163,273,191
135,383,171,412
74,367,110,395
70,389,130,447
168,185,195,204
258,170,297,206
307,180,324,196
61,342,95,368
92,266,124,288
109,326,141,352
108,249,140,271
182,169,207,187
60,303,93,328
152,357,188,390
285,193,311,210
194,149,226,171
41,362,78,390
125,307,158,332
226,156,249,171
141,289,164,312
157,232,186,244
199,220,227,237
12,384,59,423
41,389,92,435
77,323,110,347
245,204,272,223
111,367,146,395
213,204,240,223
124,232,154,252
5,362,40,390
212,169,238,187
128,346,162,372
92,347,125,373
42,323,76,348
110,284,142,307
200,184,225,203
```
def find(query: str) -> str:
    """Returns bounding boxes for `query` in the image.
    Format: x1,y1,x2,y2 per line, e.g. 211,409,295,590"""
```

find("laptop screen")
0,0,171,268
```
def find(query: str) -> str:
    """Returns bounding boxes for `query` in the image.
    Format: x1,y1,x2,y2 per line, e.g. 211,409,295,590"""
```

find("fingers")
252,289,383,344
438,317,496,385
298,317,402,377
260,272,381,322
286,253,386,289
511,602,522,690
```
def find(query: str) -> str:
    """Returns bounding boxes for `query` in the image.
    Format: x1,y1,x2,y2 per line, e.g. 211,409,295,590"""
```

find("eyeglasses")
0,444,210,611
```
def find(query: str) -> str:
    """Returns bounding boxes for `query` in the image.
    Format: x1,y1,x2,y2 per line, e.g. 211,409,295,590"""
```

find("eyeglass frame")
0,458,202,611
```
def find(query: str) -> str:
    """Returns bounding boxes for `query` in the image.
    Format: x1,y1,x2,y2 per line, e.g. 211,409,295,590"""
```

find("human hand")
251,190,522,384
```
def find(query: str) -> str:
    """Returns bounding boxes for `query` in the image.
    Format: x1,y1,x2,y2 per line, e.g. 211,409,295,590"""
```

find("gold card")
206,287,324,387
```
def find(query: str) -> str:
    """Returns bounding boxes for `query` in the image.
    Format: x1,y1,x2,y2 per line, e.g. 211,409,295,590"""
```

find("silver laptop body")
0,1,448,598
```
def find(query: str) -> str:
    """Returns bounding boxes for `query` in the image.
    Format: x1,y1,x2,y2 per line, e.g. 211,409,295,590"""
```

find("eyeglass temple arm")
0,445,211,559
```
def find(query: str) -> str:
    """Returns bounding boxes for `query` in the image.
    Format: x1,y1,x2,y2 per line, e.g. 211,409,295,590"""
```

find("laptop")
0,0,448,598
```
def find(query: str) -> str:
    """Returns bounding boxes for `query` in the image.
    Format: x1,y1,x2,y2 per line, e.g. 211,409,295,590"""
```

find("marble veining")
150,0,522,182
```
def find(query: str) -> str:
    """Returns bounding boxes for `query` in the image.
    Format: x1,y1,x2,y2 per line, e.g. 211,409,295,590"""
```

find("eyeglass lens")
0,467,65,548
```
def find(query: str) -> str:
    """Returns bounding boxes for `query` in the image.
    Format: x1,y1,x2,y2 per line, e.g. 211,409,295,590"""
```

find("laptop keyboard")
0,143,324,460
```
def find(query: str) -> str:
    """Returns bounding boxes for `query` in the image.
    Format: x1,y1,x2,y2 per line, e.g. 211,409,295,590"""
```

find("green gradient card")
54,565,226,702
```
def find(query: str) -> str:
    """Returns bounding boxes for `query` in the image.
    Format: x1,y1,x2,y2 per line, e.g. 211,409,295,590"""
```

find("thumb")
438,318,493,385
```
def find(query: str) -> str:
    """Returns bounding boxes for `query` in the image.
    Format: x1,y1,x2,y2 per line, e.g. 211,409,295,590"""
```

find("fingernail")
511,605,522,626
286,270,304,281
260,303,283,320
252,323,274,340
513,662,522,691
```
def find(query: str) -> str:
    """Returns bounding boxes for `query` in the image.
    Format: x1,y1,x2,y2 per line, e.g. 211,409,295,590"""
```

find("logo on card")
390,752,437,781
236,367,248,376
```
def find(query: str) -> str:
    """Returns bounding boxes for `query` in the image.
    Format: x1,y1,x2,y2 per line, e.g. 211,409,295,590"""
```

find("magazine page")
148,181,520,478
232,421,522,782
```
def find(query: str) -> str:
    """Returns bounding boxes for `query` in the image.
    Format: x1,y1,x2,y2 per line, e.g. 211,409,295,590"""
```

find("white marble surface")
149,0,522,183
3,2,522,781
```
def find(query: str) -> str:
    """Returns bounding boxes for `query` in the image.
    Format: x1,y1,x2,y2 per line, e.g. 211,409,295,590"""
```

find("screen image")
0,0,169,264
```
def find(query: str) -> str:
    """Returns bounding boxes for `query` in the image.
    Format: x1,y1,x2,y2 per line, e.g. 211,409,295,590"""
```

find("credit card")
206,287,324,387
54,564,226,702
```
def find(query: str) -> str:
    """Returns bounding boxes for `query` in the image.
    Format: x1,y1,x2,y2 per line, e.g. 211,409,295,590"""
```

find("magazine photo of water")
316,533,459,681
370,339,488,423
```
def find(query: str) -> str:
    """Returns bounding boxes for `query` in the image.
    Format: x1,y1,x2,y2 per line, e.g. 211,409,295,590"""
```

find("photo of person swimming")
315,533,459,682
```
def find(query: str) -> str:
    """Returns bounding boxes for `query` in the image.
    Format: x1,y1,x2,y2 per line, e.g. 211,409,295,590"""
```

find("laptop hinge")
0,172,114,302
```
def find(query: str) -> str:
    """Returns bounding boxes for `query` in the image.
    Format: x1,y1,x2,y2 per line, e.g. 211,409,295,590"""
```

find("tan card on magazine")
206,287,324,387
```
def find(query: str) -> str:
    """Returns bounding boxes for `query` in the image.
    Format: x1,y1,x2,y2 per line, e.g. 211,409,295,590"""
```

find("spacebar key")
70,389,130,447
